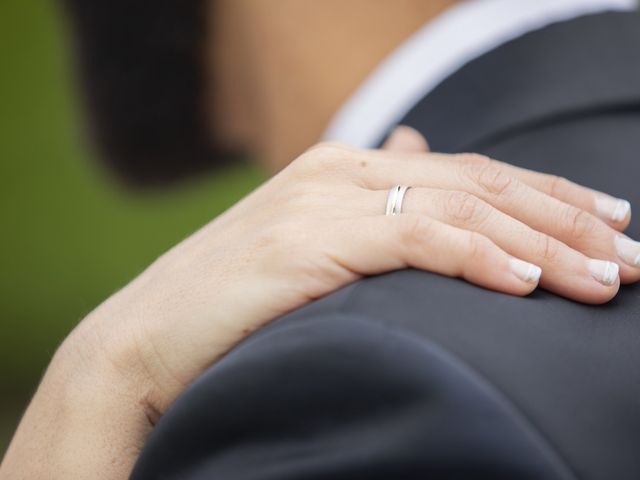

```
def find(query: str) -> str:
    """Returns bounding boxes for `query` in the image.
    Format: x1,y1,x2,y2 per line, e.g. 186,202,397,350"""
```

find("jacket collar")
400,11,640,153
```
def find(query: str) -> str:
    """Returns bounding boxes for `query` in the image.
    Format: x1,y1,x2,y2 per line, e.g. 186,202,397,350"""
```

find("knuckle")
397,215,433,246
464,161,514,196
457,152,492,166
532,232,560,263
445,191,491,225
292,141,353,174
465,231,491,263
563,207,595,240
548,174,569,198
306,140,351,156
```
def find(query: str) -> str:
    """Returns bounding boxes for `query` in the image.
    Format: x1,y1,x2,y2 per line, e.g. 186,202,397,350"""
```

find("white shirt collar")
322,0,638,148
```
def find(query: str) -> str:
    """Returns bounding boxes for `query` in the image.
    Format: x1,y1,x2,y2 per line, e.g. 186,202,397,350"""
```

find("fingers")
356,151,640,285
446,163,640,285
296,142,633,302
454,156,632,230
340,214,539,297
382,126,430,153
393,188,619,304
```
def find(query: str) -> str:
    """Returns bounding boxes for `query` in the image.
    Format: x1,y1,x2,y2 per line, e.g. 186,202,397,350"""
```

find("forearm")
2,132,635,478
0,328,152,479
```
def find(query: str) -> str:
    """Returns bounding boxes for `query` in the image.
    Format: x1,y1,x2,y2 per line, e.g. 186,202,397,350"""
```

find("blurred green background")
0,0,265,455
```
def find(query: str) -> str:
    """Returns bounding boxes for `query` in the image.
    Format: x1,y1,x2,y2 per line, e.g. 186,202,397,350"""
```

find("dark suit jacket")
131,12,640,480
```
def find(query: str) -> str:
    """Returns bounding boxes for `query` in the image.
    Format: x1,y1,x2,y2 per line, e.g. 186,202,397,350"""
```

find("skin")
208,0,460,168
3,2,640,478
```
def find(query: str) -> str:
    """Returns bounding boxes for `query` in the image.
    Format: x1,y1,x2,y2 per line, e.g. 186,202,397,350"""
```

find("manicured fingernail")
509,258,542,283
615,235,640,267
587,259,619,286
595,195,631,222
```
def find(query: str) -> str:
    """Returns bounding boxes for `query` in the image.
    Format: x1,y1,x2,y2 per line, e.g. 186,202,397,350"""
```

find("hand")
78,126,637,412
3,127,638,479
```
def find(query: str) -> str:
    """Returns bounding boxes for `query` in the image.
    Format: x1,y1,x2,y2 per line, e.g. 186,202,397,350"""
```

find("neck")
208,0,458,171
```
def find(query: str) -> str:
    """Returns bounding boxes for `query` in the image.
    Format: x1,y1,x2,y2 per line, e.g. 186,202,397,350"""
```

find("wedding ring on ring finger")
386,185,411,216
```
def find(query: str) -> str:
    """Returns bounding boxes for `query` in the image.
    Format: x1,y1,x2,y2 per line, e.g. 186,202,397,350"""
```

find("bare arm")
2,129,638,478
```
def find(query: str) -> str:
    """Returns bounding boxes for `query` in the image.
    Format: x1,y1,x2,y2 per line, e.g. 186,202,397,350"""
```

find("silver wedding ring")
385,185,411,216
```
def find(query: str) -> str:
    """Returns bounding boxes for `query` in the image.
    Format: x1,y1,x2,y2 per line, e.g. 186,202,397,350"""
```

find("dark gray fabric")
131,11,640,480
131,311,576,480
399,11,640,155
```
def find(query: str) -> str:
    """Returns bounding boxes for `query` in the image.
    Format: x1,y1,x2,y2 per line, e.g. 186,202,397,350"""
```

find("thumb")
382,125,430,153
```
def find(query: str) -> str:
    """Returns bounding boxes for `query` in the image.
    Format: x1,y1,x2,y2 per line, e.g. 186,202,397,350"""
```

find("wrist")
1,318,153,479
62,306,161,420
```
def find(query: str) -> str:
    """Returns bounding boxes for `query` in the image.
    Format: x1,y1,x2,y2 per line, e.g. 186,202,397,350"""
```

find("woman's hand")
3,127,638,479
86,127,639,407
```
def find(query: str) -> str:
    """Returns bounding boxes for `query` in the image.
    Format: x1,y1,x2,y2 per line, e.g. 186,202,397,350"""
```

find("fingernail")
615,235,640,267
595,195,631,222
587,259,619,286
509,258,542,283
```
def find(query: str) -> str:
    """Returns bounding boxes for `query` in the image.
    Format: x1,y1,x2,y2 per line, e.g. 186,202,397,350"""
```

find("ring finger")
371,187,620,304
358,153,640,283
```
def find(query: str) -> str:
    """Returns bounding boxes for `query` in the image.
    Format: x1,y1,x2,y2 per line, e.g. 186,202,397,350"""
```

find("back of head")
61,0,232,186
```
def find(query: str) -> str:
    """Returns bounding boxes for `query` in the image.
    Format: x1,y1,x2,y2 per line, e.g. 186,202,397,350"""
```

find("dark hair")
61,0,232,185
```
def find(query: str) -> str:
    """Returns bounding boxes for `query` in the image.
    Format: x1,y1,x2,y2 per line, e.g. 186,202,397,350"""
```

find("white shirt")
322,0,638,149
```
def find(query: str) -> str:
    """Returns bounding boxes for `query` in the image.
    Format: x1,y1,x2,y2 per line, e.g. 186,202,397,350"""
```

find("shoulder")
131,300,573,479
